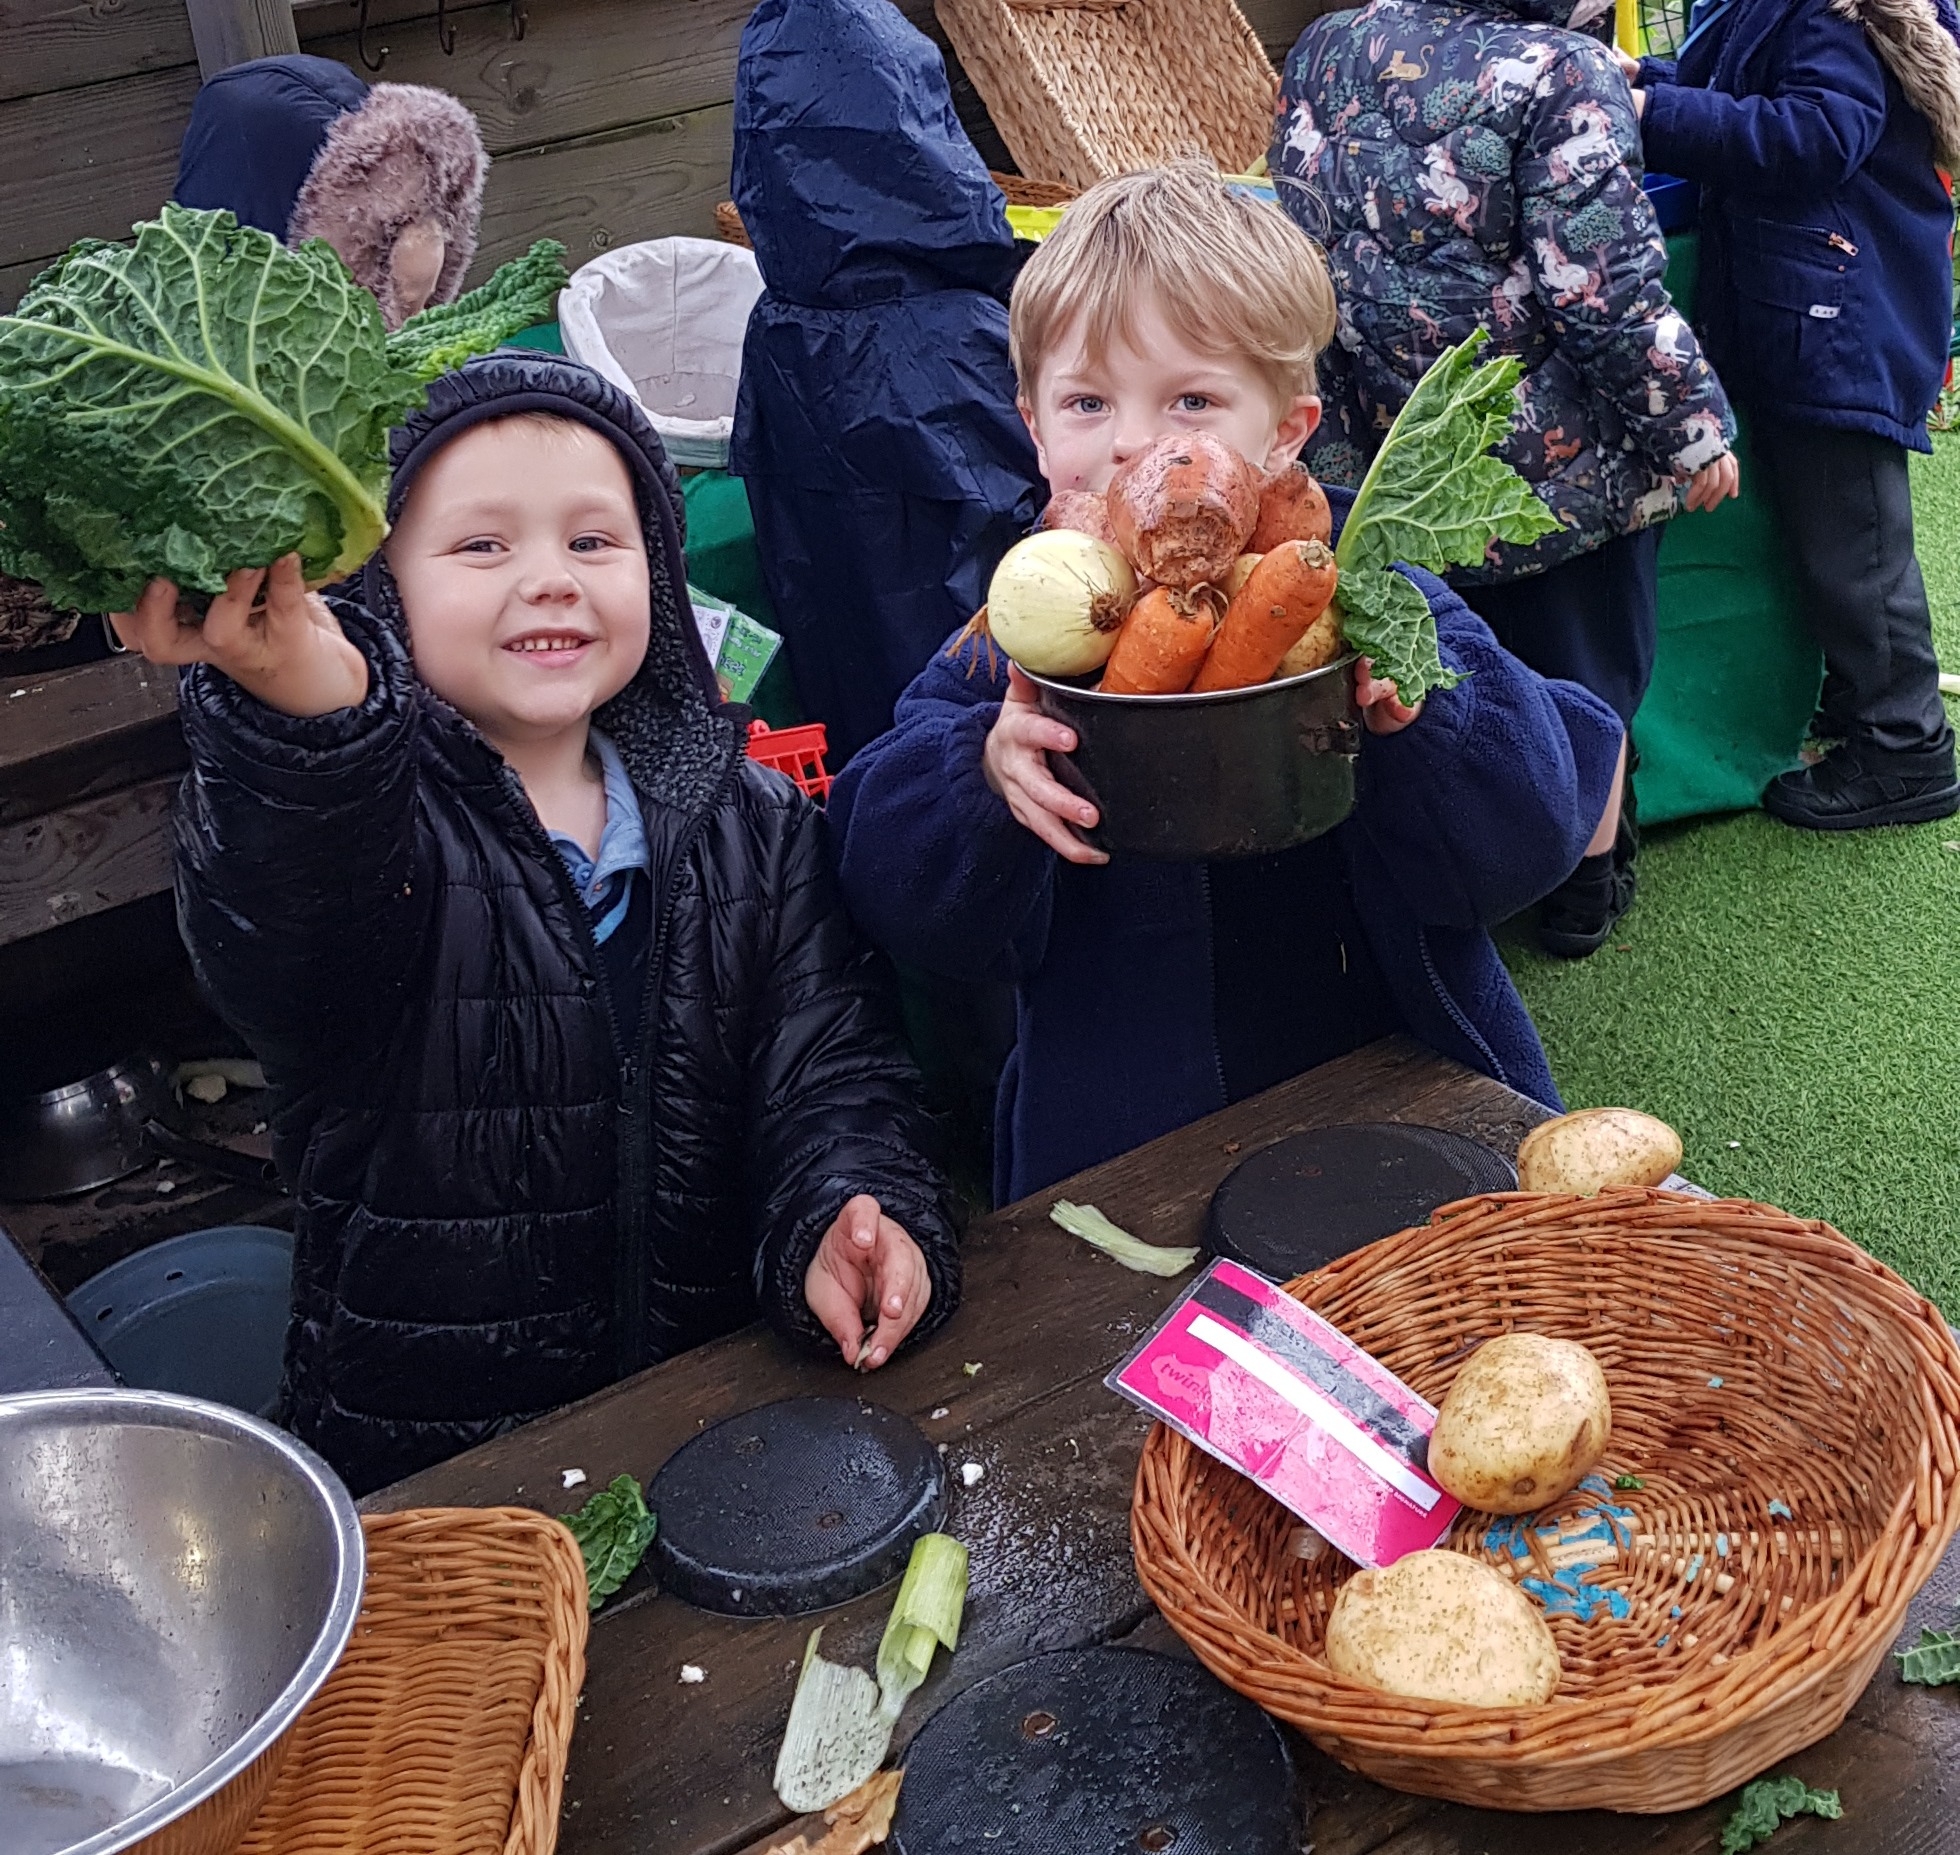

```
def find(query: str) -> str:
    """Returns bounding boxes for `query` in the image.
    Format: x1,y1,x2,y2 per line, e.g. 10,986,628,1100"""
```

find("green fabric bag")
1632,236,1821,823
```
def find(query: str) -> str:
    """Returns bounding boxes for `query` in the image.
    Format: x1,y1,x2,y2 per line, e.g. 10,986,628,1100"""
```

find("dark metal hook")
354,0,387,71
436,0,456,54
510,0,528,40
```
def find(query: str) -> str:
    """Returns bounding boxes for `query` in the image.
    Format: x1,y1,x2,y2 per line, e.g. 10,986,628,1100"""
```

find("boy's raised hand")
805,1194,934,1371
109,554,368,718
982,663,1108,865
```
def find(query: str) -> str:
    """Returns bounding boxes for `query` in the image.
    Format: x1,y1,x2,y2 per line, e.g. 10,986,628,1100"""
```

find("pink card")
1108,1257,1460,1568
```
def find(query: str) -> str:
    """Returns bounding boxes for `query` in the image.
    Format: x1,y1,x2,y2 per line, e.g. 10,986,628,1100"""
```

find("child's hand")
1613,45,1641,80
1356,657,1423,736
804,1194,934,1371
982,663,1108,866
1683,453,1741,512
109,554,368,718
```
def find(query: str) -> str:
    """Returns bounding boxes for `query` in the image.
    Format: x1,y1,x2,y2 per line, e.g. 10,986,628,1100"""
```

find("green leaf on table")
0,205,425,612
1897,1626,1960,1685
1718,1775,1844,1853
560,1472,657,1609
1333,328,1561,706
386,239,570,382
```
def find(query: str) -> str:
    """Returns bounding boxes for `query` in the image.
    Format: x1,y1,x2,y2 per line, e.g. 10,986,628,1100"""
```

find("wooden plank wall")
1,0,1325,312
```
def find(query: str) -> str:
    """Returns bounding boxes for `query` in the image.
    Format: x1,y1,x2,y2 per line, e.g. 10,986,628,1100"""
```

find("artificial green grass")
1504,431,1960,1314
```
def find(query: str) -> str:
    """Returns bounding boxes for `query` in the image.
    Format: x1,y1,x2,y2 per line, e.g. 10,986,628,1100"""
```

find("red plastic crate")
745,718,833,801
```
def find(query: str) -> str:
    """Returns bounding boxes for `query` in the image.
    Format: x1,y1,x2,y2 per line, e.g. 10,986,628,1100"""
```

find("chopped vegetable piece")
774,1535,969,1814
765,1770,905,1855
1334,329,1559,706
1100,584,1221,694
1897,1627,1960,1685
559,1472,657,1609
1191,537,1339,691
383,239,568,382
1051,1200,1200,1276
876,1533,969,1717
1613,1473,1645,1491
1719,1776,1843,1853
1107,432,1259,589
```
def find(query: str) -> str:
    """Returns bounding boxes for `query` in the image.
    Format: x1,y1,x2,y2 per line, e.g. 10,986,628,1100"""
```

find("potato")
1429,1332,1611,1515
1325,1550,1559,1707
1515,1107,1682,1195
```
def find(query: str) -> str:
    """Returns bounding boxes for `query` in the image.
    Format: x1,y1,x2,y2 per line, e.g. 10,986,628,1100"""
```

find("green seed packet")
689,584,783,707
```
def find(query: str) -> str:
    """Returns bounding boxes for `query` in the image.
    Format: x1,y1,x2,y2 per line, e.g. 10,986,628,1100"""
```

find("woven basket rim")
1132,1192,1960,1776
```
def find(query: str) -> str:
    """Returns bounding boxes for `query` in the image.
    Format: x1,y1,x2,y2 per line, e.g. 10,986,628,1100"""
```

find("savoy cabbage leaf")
0,205,426,612
1896,1625,1960,1685
560,1472,657,1610
1333,328,1561,706
1718,1775,1843,1854
386,239,569,383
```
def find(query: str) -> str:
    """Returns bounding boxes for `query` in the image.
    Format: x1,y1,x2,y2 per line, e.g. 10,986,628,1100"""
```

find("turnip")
958,529,1137,678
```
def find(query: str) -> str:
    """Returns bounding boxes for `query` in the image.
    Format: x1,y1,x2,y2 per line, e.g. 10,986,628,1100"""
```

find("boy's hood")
731,0,1021,308
175,54,368,239
362,352,739,816
1832,0,1960,167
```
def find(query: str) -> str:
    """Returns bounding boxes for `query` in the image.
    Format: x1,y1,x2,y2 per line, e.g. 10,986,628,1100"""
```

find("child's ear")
1266,394,1323,472
1017,394,1052,486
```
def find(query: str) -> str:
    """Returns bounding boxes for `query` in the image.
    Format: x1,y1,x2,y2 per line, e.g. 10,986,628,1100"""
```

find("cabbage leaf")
1334,329,1560,707
1718,1775,1843,1853
560,1471,657,1609
386,238,568,382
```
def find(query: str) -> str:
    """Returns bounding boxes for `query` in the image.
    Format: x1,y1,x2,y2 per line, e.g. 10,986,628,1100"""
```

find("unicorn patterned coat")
1273,0,1736,579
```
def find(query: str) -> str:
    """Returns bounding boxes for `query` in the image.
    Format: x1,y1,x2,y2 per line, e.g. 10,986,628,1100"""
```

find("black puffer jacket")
174,354,961,1496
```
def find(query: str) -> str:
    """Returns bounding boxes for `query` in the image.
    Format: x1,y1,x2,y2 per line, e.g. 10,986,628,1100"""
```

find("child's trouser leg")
1747,414,1950,758
1747,414,1957,829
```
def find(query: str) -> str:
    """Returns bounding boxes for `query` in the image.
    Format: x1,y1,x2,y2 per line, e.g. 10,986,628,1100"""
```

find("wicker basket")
932,0,1277,189
713,171,1075,249
235,1508,589,1855
1132,1192,1960,1813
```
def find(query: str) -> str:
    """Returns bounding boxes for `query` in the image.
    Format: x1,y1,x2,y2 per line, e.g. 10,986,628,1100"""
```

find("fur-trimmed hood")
1831,0,1960,164
288,83,487,327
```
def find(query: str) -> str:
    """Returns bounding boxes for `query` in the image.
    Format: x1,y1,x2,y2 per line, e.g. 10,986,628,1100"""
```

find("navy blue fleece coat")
828,492,1623,1204
1637,0,1960,448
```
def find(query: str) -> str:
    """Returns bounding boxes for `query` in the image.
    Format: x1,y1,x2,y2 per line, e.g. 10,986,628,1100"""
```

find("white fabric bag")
558,237,763,469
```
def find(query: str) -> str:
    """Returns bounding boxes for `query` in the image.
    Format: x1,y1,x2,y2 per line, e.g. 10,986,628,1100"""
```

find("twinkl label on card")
1107,1258,1460,1568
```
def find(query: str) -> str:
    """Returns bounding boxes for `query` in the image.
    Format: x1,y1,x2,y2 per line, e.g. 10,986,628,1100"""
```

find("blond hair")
1009,161,1337,409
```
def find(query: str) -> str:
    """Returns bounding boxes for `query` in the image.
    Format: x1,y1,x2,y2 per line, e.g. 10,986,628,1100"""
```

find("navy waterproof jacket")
173,354,961,1496
728,0,1044,764
828,491,1624,1205
1274,0,1735,577
1637,0,1960,448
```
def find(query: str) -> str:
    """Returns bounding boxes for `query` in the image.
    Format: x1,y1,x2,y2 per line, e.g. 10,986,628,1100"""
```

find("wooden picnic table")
367,1034,1960,1855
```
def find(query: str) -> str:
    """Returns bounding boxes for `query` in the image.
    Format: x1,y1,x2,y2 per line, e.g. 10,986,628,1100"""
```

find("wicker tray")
713,171,1075,249
932,0,1276,189
235,1507,588,1855
1133,1192,1960,1813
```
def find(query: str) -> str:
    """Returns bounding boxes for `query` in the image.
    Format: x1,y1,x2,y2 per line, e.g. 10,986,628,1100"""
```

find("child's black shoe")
1763,737,1960,831
1537,850,1636,960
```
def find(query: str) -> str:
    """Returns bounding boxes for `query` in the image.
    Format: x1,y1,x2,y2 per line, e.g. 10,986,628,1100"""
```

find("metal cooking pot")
0,1388,365,1855
1026,654,1361,861
0,1052,282,1202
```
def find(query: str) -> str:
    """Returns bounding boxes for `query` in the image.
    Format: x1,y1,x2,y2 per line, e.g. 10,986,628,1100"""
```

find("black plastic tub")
1025,654,1361,860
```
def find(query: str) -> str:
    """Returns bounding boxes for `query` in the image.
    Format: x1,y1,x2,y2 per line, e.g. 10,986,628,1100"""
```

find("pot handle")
141,1118,286,1192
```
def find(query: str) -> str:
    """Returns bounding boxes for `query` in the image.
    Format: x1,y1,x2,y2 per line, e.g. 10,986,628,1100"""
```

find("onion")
974,529,1137,677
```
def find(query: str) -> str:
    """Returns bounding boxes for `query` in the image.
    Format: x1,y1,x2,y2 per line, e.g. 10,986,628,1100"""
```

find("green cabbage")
0,209,569,614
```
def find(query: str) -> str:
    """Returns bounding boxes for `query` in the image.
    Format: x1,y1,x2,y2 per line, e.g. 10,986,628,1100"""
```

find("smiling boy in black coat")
110,355,961,1495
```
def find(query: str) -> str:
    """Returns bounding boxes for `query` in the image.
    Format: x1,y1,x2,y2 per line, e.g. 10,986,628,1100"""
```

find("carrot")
1100,585,1222,695
1039,489,1118,546
1106,433,1260,590
1247,463,1333,553
1190,538,1339,692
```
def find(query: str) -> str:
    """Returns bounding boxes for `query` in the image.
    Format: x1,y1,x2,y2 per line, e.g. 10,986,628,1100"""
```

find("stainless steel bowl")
0,1053,171,1200
0,1389,365,1855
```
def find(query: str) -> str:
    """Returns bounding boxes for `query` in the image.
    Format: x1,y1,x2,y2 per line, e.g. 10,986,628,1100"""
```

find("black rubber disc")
1207,1122,1516,1279
891,1647,1296,1855
647,1396,945,1616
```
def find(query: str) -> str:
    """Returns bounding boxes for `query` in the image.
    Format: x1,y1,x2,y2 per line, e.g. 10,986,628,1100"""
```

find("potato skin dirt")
1428,1333,1612,1516
1326,1550,1559,1707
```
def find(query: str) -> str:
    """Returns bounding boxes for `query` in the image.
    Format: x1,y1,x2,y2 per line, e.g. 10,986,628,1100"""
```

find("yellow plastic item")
1616,0,1641,51
1005,204,1066,243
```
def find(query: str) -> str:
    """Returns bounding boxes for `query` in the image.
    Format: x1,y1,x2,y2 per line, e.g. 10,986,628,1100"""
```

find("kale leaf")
560,1472,658,1610
386,239,569,382
1896,1625,1960,1686
1334,329,1561,706
1719,1775,1844,1853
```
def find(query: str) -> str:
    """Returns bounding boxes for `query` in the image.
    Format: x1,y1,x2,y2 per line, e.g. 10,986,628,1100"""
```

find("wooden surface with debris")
368,1035,1960,1854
